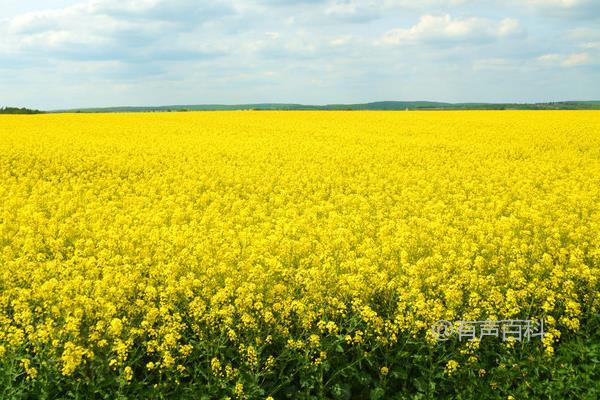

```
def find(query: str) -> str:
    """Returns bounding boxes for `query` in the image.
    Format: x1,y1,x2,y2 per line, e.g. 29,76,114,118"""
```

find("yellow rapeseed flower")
0,111,598,380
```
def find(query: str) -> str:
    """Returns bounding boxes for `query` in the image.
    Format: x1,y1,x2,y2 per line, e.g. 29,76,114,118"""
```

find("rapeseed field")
0,111,599,399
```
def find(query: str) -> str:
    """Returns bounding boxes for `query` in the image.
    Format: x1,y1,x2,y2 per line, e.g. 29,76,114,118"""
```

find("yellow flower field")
0,111,599,397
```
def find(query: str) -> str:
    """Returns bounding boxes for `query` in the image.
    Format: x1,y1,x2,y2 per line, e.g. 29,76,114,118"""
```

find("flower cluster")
0,111,598,389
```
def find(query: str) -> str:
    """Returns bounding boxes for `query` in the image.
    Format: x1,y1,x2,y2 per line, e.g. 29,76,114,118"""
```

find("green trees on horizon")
0,106,43,114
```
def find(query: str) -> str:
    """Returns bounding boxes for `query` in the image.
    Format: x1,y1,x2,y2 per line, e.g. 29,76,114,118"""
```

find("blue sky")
1,0,599,109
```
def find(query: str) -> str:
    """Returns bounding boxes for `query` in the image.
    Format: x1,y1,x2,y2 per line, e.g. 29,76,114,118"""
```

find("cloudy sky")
1,0,599,109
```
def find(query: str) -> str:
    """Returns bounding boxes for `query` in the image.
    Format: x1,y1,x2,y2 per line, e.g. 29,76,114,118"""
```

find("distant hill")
0,107,44,114
50,100,600,113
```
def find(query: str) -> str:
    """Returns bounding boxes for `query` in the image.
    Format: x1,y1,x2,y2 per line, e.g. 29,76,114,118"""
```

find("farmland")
0,111,599,399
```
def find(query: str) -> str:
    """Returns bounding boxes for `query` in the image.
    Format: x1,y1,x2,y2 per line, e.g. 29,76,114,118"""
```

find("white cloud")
1,0,233,62
536,52,593,67
562,52,591,66
380,14,523,45
537,53,562,63
525,0,592,8
318,0,483,23
329,35,354,47
582,42,600,49
383,0,477,8
522,0,600,18
325,1,381,22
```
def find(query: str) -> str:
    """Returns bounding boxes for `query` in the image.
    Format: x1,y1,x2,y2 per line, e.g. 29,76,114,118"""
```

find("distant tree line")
60,101,600,113
0,107,44,114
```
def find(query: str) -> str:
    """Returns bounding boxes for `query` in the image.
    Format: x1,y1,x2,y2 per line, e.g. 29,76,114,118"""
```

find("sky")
1,0,599,109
